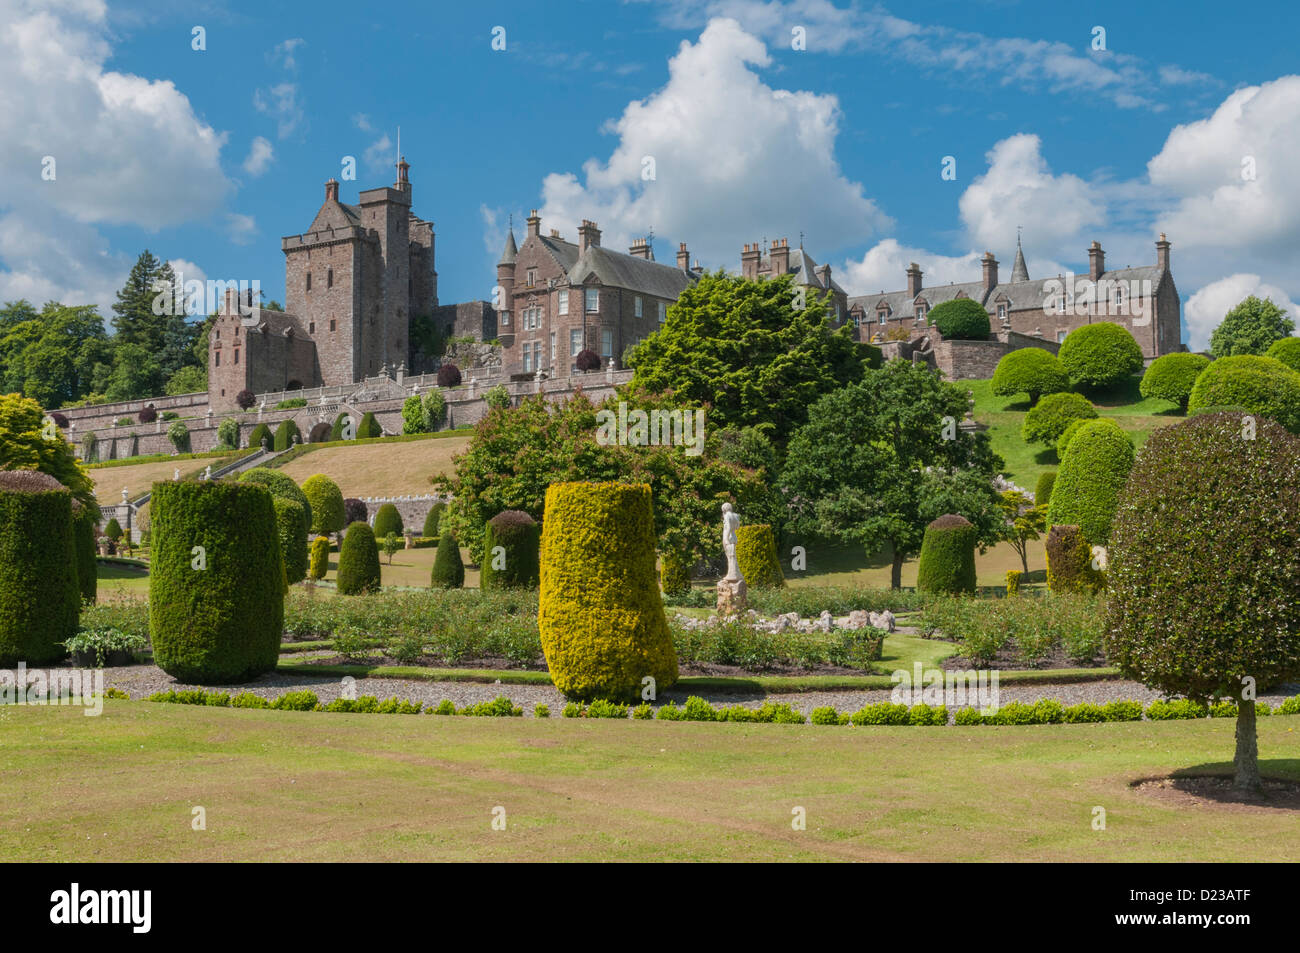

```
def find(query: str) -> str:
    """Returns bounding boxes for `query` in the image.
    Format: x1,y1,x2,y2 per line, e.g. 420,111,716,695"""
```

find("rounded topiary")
372,502,403,537
248,422,272,451
343,497,367,526
1265,336,1300,372
273,419,300,451
1058,322,1144,389
336,522,381,595
1105,412,1300,792
538,482,678,700
1034,470,1057,507
430,531,465,589
422,501,445,538
272,497,308,585
991,348,1069,405
1021,391,1097,446
437,363,462,388
103,517,123,542
915,514,977,594
1045,524,1103,594
481,510,541,590
235,389,256,411
735,523,785,588
0,471,79,665
1047,419,1133,544
1139,352,1210,412
238,467,312,533
301,474,345,536
1054,417,1090,460
575,349,601,372
148,481,283,683
660,551,689,595
1186,354,1300,434
138,405,157,424
309,535,330,581
71,502,97,604
357,411,382,439
929,298,991,341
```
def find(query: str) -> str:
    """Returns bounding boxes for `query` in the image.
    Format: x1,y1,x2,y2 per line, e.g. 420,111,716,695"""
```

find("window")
306,272,311,292
1055,296,1066,314
878,309,889,324
527,269,537,288
1115,287,1125,309
329,319,336,332
215,328,220,339
550,332,556,363
1057,330,1068,343
502,312,510,326
523,346,533,373
558,290,569,315
215,351,220,367
601,328,614,357
634,296,643,318
233,349,239,365
233,325,239,338
570,329,582,356
309,321,315,334
327,268,333,289
997,303,1007,320
535,341,544,369
658,301,666,324
585,289,599,312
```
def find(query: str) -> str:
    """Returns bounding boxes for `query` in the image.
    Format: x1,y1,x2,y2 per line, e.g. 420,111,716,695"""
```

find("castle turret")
496,228,517,324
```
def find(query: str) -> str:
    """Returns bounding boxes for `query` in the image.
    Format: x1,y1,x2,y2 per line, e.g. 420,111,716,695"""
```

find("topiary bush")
480,510,541,590
301,474,345,537
167,420,190,453
373,502,403,537
735,523,785,588
309,535,330,581
915,514,977,594
248,422,272,451
236,389,256,411
430,531,465,589
273,419,300,451
336,522,382,595
238,467,311,531
929,298,990,340
1048,419,1133,544
138,405,157,424
1021,391,1097,446
484,385,511,411
1045,524,1103,594
437,363,462,388
1034,470,1057,507
991,348,1069,405
422,501,445,538
1186,354,1300,434
357,411,382,439
343,497,367,526
575,349,601,372
659,551,690,595
1265,335,1300,372
148,481,283,683
104,517,123,542
329,412,352,441
273,497,308,585
0,471,79,665
71,502,97,604
1054,417,1091,460
216,417,240,449
1058,322,1144,389
1105,412,1300,792
538,482,678,700
1139,352,1210,412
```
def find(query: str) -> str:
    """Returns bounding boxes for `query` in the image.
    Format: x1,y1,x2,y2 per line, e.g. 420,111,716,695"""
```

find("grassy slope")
88,455,233,505
274,434,471,498
5,702,1296,862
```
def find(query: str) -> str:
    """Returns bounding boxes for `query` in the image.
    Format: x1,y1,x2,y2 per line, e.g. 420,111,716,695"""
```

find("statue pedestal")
716,576,748,616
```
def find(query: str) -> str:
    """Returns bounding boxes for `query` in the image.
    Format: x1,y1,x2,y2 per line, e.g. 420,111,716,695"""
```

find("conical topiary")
422,502,445,538
309,535,330,581
430,531,465,589
659,551,689,595
735,523,785,588
336,521,381,595
273,497,308,585
373,502,403,537
481,510,540,589
916,514,977,594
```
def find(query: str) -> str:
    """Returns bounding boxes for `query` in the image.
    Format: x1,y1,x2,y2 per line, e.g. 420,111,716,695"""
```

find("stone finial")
121,488,128,503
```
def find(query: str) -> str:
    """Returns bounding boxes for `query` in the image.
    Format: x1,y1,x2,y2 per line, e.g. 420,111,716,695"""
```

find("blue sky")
4,0,1300,348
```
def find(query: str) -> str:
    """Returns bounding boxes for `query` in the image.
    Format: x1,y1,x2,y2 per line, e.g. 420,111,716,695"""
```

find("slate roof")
785,248,848,297
498,229,518,266
564,244,698,299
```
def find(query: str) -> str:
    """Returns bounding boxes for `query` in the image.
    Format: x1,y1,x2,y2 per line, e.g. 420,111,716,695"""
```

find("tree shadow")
1132,760,1300,810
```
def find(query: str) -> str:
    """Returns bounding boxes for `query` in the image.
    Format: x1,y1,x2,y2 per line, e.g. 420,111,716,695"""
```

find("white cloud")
167,258,207,287
533,17,889,266
242,136,274,176
269,38,305,71
1183,274,1297,351
254,82,304,139
840,240,983,296
363,133,393,173
227,213,258,246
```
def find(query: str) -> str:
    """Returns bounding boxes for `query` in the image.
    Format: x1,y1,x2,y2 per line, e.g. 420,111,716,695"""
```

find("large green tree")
0,303,111,408
781,360,1004,588
0,392,97,514
1209,295,1294,359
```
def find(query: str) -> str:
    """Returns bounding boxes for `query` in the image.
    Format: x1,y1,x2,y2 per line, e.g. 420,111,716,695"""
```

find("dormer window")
878,308,890,324
915,303,928,322
997,303,1007,320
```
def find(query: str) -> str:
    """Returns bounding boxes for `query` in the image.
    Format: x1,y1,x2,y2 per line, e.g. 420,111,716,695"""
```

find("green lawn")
4,702,1296,861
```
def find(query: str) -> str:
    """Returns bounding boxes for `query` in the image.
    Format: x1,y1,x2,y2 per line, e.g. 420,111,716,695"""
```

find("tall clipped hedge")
1045,524,1103,594
71,502,97,604
915,514,977,594
149,481,283,683
991,348,1069,404
1021,392,1097,446
0,471,79,665
1139,352,1210,412
301,474,345,536
248,422,272,451
373,502,403,537
357,412,382,439
330,413,352,441
336,522,381,595
1187,354,1300,433
273,419,300,451
1058,322,1143,389
929,298,990,340
430,532,465,589
309,535,330,581
273,497,308,585
1265,335,1300,372
422,501,445,538
481,510,540,590
1034,470,1057,507
735,523,785,588
538,482,677,700
660,551,690,594
1048,419,1133,545
239,467,312,533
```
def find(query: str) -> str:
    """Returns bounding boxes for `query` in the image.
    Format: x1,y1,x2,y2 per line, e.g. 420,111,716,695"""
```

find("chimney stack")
741,242,761,279
526,209,541,239
906,262,923,298
770,238,791,277
677,242,690,270
1088,241,1105,281
628,238,653,260
325,178,340,202
1156,232,1171,271
577,219,601,254
982,252,999,293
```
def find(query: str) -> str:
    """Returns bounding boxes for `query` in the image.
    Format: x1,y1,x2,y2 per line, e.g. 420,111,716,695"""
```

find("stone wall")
360,494,447,535
879,329,1059,381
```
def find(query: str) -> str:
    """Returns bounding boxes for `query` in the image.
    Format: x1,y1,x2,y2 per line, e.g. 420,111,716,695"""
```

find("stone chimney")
677,242,690,270
1088,241,1105,281
1156,232,1171,271
770,238,791,276
325,178,340,202
741,242,762,280
526,209,541,239
628,238,653,260
982,252,999,294
906,262,923,298
577,220,601,254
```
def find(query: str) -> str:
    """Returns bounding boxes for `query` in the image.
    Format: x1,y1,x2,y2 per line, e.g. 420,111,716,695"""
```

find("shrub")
850,702,911,726
336,522,382,595
422,390,447,430
1105,412,1300,791
309,535,330,581
659,551,689,595
458,696,522,717
810,706,842,725
481,510,541,590
239,467,312,533
1034,470,1057,507
484,385,511,410
1054,417,1090,460
534,703,550,718
1045,524,1103,595
273,497,308,585
330,413,352,441
343,497,367,526
1005,569,1021,595
1265,336,1300,372
991,348,1067,404
1186,354,1300,433
422,502,445,538
71,503,97,604
1146,699,1207,721
235,389,256,411
270,690,320,712
301,474,345,536
273,419,300,451
248,422,272,451
216,418,240,449
103,517,123,542
357,411,382,439
430,531,465,588
430,699,456,715
148,481,283,683
735,523,784,588
1047,419,1134,544
1210,295,1294,358
137,406,157,424
929,298,990,340
402,394,426,434
1139,353,1210,412
275,397,307,410
373,502,403,537
575,349,601,372
0,471,79,665
538,482,677,700
80,432,98,463
1021,392,1097,446
916,514,976,594
1058,322,1143,389
167,420,190,453
437,363,462,387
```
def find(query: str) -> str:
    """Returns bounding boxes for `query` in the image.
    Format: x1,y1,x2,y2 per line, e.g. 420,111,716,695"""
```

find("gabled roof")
567,245,697,300
849,280,983,320
537,234,580,273
786,248,848,297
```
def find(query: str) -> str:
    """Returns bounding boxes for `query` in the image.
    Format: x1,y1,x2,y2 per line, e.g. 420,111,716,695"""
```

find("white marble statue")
722,503,741,581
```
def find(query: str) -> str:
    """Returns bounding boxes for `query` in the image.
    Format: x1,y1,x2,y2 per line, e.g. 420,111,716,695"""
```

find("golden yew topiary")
538,482,677,700
735,524,784,588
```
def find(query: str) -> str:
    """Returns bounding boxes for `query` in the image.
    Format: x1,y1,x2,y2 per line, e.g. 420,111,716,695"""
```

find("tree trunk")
1020,546,1029,575
890,546,904,590
1233,698,1263,795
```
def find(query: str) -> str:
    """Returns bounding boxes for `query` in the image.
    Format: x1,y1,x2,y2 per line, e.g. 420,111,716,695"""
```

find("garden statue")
173,468,179,481
717,503,747,616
